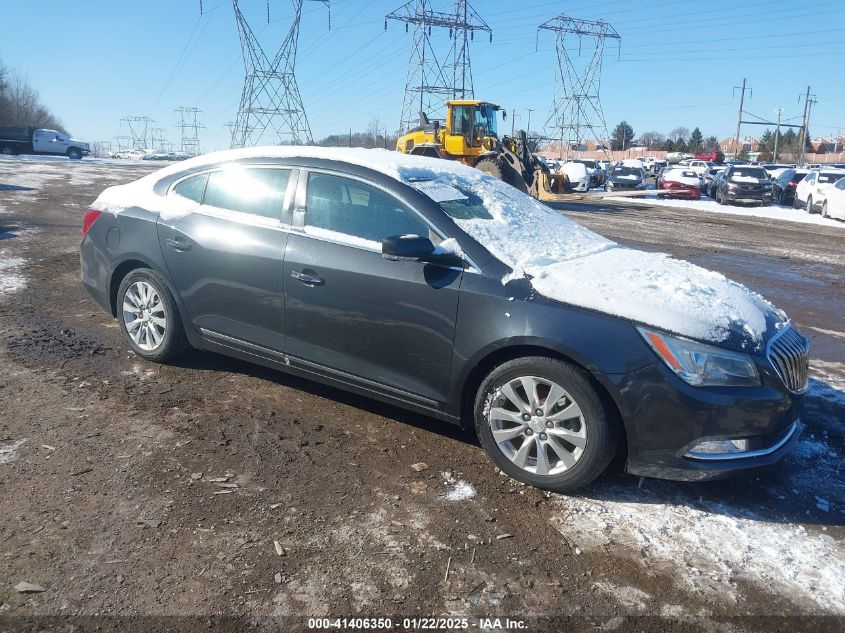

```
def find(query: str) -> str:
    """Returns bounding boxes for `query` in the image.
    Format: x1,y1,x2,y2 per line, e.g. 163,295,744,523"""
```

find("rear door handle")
166,238,191,252
290,270,324,286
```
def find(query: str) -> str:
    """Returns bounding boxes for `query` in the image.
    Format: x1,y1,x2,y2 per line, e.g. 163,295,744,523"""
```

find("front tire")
474,357,619,493
822,201,829,218
117,268,185,363
67,147,82,160
806,196,814,213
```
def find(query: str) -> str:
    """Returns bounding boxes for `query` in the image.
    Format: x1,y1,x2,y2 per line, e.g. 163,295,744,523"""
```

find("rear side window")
204,167,290,219
305,173,429,244
818,172,845,184
172,174,207,202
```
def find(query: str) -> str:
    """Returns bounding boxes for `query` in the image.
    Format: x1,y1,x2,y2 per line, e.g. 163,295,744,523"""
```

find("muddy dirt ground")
0,158,842,632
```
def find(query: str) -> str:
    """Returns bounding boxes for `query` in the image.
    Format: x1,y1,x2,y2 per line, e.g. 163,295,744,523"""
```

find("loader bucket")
531,169,572,202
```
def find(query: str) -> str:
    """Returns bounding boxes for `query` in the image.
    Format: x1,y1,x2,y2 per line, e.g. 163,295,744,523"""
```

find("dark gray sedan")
80,148,807,492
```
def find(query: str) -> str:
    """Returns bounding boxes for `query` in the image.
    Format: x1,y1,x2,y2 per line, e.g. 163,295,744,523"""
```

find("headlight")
637,326,760,387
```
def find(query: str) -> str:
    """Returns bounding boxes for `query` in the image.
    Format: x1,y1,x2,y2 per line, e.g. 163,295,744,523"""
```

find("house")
720,136,760,156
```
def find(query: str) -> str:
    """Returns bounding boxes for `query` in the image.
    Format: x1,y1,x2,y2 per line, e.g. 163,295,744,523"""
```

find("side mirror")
382,235,463,267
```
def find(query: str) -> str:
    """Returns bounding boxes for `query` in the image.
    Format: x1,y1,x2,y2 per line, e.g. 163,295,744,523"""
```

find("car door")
831,179,845,219
156,165,295,352
32,129,55,153
283,170,462,406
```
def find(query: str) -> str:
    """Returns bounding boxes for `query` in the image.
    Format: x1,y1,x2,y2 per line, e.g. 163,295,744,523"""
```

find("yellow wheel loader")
396,100,571,202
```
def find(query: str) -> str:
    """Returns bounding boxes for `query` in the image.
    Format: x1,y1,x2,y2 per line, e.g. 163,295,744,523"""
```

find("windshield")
729,168,768,181
612,168,640,177
475,104,498,137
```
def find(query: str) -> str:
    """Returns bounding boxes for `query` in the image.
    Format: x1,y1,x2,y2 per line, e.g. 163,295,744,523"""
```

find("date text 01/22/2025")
307,617,528,630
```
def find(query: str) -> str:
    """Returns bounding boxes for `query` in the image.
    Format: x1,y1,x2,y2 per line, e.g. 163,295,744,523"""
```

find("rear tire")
117,268,185,363
1,145,16,156
474,357,620,493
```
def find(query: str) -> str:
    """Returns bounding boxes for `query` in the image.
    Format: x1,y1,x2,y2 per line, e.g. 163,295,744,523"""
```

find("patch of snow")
552,490,845,613
0,438,27,465
433,237,464,257
0,254,27,296
442,480,477,502
607,193,845,229
731,175,765,184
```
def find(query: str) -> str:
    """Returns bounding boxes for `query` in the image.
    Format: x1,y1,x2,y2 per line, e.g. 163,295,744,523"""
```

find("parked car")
814,176,845,220
570,159,604,187
80,148,807,492
679,159,710,177
694,150,725,164
651,159,668,176
700,166,727,197
605,166,647,191
657,167,701,199
708,168,727,199
559,161,591,192
0,125,90,159
795,169,845,212
714,165,772,206
772,169,808,206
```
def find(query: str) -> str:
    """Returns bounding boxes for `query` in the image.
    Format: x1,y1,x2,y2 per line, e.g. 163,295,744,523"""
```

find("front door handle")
290,270,324,286
166,238,191,252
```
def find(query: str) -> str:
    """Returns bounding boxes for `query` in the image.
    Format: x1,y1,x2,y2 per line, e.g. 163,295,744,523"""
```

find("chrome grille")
767,325,809,393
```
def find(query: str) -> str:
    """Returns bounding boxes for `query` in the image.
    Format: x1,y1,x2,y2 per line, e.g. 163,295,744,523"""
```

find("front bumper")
596,360,803,482
725,190,772,204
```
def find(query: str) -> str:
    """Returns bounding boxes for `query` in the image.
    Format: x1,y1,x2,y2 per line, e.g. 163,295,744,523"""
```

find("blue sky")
1,0,843,150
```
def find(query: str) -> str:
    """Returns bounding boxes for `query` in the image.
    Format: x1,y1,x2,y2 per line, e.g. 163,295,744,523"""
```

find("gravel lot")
1,158,842,631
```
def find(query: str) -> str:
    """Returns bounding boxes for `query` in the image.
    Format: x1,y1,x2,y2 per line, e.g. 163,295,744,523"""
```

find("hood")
70,138,90,148
436,171,783,353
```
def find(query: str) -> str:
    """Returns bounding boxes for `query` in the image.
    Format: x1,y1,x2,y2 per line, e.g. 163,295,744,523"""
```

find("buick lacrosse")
80,148,807,491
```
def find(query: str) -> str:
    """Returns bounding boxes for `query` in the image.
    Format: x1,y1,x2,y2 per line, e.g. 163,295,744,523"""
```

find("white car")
815,176,845,220
795,169,845,212
559,161,591,192
678,159,710,176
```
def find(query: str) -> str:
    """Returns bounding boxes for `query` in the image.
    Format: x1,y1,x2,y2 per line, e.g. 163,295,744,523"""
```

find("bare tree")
669,127,690,142
0,58,65,131
638,131,665,149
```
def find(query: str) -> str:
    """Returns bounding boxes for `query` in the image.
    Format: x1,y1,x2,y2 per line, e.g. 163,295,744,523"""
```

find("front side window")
203,167,290,219
172,174,207,203
475,104,498,137
305,173,430,244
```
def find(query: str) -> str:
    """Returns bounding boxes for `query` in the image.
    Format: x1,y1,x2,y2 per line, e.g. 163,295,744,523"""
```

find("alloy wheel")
122,281,167,351
487,376,587,476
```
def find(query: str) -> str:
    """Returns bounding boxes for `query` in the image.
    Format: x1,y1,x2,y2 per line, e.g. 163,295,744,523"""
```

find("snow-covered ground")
608,192,845,229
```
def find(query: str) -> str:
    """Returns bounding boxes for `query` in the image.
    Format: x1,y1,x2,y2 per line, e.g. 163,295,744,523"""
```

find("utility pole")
773,107,783,162
798,86,816,167
510,109,521,136
732,78,750,159
526,108,534,135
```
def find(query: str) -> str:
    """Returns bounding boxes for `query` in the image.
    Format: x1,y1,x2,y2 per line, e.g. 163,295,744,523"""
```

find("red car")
657,168,701,199
694,150,725,164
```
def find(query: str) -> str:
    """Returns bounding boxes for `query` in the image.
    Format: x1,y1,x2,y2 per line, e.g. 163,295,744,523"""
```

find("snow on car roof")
92,146,777,348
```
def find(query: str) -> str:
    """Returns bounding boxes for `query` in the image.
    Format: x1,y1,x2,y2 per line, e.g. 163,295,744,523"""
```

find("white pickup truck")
0,125,90,159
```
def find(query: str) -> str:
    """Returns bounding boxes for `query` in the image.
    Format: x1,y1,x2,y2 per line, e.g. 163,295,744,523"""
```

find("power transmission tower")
121,116,155,150
386,0,491,133
174,106,205,155
150,127,169,153
229,0,330,149
113,135,132,153
537,13,620,158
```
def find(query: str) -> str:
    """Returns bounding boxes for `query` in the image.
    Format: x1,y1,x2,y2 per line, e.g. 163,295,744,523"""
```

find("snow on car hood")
91,147,780,349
